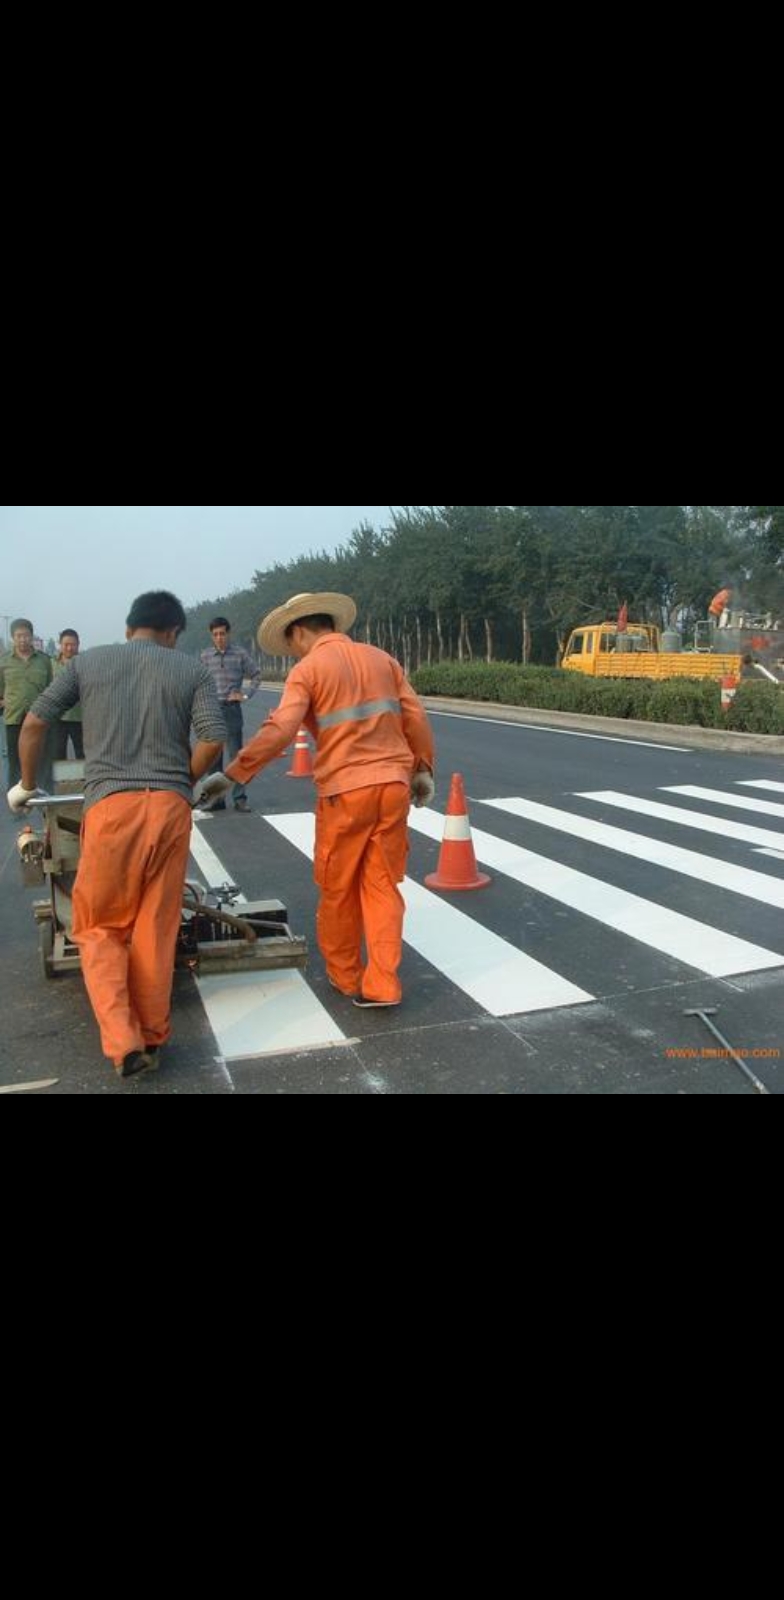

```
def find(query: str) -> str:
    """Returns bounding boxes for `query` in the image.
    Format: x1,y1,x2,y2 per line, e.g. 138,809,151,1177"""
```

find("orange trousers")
72,791,192,1066
314,782,410,1003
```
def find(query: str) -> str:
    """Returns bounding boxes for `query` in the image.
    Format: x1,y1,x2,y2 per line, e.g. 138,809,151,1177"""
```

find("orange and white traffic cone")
721,674,738,714
286,727,314,779
425,774,491,891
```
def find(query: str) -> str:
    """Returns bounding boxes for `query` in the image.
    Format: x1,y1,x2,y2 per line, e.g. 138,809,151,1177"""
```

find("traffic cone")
721,674,738,714
425,774,491,891
286,727,314,779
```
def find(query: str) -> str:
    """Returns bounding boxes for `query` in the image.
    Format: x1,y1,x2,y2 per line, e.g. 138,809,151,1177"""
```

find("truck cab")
562,622,660,673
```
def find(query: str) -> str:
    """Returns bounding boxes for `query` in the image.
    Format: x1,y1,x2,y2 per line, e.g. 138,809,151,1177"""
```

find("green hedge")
410,663,784,734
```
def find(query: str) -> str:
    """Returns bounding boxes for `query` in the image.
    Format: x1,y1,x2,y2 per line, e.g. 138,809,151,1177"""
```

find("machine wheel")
39,917,56,979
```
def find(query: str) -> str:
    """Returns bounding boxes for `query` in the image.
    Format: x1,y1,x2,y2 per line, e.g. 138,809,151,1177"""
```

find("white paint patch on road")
360,1070,391,1095
266,812,594,1017
190,819,349,1062
197,968,347,1061
0,1078,59,1094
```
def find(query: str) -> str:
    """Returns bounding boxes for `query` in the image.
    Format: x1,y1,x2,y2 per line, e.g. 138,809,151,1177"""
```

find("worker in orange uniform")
708,587,733,628
203,591,435,1009
8,591,226,1079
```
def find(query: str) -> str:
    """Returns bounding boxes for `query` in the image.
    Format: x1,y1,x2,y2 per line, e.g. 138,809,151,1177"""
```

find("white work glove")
7,783,39,816
194,772,232,805
410,771,435,809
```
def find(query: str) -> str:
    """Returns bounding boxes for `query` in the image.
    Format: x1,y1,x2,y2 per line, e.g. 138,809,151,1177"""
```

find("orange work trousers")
314,782,410,1003
72,791,192,1066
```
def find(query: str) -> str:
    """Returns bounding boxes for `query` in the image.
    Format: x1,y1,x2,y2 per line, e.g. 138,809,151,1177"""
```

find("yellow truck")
561,622,745,681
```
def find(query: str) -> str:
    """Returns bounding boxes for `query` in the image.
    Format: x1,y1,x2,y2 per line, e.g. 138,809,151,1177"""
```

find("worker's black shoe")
116,1049,160,1079
234,797,252,813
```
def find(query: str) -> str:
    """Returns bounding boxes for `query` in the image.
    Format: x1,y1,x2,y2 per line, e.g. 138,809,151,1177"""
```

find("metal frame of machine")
18,762,307,980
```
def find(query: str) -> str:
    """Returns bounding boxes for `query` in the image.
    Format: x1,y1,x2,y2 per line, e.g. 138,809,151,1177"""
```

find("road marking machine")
17,761,308,981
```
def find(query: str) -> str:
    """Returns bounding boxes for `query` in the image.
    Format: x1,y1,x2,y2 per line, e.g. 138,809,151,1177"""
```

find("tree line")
183,506,784,670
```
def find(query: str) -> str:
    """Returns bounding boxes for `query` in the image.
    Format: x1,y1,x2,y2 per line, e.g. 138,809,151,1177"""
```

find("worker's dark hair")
11,618,34,635
127,591,187,635
59,629,79,642
285,614,335,639
210,617,231,631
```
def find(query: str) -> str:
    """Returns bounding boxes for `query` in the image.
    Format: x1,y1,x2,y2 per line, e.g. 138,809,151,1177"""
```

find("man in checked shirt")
200,617,262,813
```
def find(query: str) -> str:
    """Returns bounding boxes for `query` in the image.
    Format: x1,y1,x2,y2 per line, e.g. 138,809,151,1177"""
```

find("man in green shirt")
52,629,85,761
0,618,53,789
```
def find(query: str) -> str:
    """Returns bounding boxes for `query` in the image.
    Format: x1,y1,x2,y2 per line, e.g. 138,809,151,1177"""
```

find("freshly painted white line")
0,1079,59,1094
266,812,593,1017
190,820,349,1061
189,822,246,901
196,969,346,1061
409,807,783,978
579,790,784,850
753,848,784,862
426,709,690,751
485,793,784,913
663,784,784,820
738,780,784,794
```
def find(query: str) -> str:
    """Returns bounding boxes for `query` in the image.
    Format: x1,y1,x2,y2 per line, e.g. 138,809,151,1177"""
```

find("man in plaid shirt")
200,617,262,812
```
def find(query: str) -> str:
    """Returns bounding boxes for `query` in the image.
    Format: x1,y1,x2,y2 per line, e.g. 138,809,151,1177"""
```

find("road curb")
420,697,784,757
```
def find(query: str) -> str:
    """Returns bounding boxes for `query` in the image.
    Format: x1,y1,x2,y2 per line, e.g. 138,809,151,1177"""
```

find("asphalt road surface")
2,690,783,1094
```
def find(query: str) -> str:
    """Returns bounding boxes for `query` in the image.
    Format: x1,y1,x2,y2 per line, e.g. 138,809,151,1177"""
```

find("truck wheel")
39,917,56,979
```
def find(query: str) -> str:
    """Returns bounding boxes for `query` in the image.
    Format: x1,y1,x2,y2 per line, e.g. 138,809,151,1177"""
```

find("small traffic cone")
425,774,491,891
721,674,738,714
286,727,314,779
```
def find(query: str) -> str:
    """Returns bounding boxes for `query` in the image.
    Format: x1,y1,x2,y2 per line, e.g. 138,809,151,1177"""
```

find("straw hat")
257,591,358,657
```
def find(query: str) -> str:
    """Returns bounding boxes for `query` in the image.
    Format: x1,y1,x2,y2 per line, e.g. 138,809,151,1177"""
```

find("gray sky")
0,506,395,648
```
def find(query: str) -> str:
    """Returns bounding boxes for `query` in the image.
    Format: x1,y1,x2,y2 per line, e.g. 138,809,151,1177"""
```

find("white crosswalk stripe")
662,784,784,821
577,789,784,851
476,793,784,912
738,780,784,794
265,813,593,1017
411,805,782,979
188,774,784,1050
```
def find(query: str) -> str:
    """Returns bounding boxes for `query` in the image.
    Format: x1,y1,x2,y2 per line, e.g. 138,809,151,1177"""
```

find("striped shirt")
30,641,227,811
200,643,262,703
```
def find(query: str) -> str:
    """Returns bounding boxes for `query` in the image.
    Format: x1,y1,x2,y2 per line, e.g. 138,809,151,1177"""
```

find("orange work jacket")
708,589,732,616
227,634,435,798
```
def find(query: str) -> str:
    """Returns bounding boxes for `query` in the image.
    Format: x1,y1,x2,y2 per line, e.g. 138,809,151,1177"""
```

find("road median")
420,696,784,756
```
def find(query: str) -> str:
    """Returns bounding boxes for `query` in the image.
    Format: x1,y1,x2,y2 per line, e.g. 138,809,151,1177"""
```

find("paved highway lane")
2,689,783,1094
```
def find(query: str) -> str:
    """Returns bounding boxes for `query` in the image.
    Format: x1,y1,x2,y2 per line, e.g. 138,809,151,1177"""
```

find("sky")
0,506,395,649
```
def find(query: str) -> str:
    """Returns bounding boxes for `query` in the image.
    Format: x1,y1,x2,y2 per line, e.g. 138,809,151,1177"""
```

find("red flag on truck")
617,602,628,633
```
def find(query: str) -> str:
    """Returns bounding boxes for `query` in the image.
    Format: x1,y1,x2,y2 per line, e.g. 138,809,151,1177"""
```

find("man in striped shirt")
200,617,262,813
8,591,226,1080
